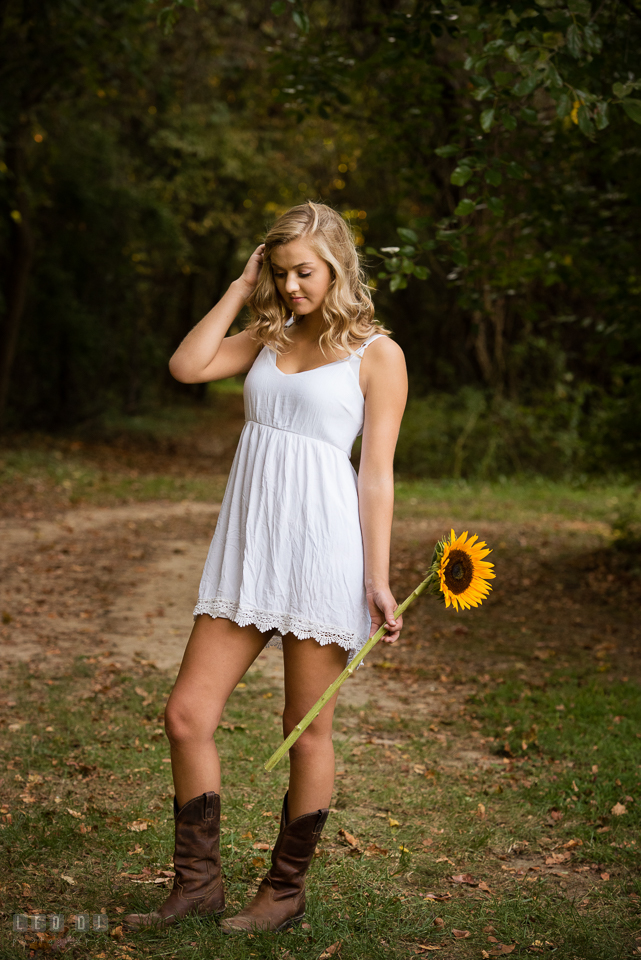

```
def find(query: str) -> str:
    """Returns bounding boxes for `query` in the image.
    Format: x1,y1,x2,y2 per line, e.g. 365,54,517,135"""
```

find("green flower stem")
264,571,436,772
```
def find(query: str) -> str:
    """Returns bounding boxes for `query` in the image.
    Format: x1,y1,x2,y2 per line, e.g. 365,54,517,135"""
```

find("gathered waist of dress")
244,418,349,455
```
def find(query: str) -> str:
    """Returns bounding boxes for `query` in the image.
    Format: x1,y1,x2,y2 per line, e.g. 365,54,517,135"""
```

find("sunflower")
429,529,495,612
266,527,496,769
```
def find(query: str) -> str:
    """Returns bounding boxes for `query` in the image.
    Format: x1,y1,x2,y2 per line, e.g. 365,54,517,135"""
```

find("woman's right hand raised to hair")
237,244,265,299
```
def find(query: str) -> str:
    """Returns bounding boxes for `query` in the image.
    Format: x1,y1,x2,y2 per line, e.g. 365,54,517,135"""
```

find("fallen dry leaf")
415,947,441,953
110,925,123,939
489,945,516,955
337,828,358,847
424,892,452,902
545,852,571,865
364,843,388,857
388,817,400,828
433,917,445,929
252,857,266,868
66,808,82,819
601,872,610,881
451,873,477,886
476,803,486,819
128,820,149,832
452,929,471,939
319,941,341,958
611,802,627,816
252,841,270,850
61,875,75,885
478,881,493,894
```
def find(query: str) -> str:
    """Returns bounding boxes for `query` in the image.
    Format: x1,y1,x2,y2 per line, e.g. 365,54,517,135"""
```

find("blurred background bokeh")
1,0,640,484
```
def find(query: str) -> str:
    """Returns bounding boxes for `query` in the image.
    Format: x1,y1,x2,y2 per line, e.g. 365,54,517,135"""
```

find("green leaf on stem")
397,227,418,243
473,83,494,101
451,166,473,186
568,0,591,18
583,24,602,53
513,73,539,97
270,0,287,13
480,107,495,132
451,248,469,267
556,93,572,118
292,9,310,33
566,23,582,58
413,265,430,280
435,145,460,157
389,275,407,292
484,39,506,55
621,99,641,124
487,196,504,215
577,103,595,137
455,198,476,216
594,100,609,130
485,168,502,186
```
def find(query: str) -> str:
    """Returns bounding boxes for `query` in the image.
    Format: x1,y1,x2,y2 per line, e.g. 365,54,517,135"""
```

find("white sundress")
193,319,385,663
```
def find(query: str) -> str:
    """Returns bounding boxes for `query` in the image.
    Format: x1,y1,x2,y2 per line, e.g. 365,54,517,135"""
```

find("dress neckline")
274,315,350,375
273,351,350,377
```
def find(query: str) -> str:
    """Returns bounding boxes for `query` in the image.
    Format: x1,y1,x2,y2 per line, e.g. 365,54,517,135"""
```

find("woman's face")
270,239,332,319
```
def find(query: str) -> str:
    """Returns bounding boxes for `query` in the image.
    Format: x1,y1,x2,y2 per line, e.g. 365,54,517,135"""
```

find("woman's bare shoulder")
363,333,406,365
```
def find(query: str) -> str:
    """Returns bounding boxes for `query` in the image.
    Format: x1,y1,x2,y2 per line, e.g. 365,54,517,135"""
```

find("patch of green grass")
393,476,634,526
468,674,641,863
0,448,227,507
1,656,639,959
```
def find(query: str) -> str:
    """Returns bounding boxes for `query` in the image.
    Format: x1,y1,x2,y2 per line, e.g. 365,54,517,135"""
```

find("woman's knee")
164,695,217,746
284,719,333,761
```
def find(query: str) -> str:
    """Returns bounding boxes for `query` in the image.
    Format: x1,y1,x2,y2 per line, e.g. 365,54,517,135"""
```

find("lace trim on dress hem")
193,598,363,655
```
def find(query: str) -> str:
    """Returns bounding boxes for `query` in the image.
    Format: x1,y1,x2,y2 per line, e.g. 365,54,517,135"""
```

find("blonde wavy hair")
246,202,389,357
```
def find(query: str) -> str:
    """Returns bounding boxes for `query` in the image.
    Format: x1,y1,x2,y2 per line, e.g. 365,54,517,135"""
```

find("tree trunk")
0,127,34,426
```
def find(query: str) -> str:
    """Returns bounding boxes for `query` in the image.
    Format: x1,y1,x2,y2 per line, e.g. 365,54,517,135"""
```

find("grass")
393,477,637,527
1,653,639,959
0,447,228,513
0,442,636,529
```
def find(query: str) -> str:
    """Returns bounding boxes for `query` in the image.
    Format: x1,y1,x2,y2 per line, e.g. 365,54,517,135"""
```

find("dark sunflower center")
443,549,474,594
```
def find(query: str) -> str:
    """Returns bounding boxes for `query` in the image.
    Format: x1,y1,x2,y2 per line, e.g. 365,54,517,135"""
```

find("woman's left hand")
367,587,402,644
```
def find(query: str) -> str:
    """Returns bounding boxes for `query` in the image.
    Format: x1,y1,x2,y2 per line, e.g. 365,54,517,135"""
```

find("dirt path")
2,498,638,728
0,501,478,717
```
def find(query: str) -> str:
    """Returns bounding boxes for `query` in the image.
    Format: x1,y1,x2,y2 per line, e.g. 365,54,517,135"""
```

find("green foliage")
393,384,638,481
1,0,641,478
473,674,641,832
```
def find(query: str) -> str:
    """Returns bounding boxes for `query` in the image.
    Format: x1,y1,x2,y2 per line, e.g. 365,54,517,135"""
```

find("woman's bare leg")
281,635,348,820
165,615,268,807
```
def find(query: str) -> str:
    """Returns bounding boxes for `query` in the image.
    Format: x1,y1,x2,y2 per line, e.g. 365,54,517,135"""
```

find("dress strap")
354,333,385,358
284,315,296,328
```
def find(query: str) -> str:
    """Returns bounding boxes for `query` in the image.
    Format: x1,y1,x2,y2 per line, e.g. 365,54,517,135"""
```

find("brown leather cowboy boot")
125,791,225,929
221,793,328,933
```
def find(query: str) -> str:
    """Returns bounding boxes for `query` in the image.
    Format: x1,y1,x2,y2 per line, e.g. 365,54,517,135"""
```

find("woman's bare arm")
169,245,265,384
357,336,408,644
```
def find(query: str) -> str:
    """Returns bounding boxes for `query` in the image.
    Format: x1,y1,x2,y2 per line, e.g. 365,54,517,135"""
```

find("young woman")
125,202,407,933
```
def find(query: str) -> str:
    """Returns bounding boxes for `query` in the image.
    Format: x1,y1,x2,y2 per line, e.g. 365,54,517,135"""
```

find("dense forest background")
1,0,640,479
